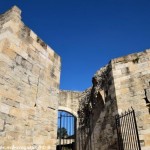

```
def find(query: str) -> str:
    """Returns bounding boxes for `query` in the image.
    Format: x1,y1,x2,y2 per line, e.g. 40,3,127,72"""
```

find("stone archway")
57,90,81,150
58,106,77,118
58,90,81,118
57,110,77,150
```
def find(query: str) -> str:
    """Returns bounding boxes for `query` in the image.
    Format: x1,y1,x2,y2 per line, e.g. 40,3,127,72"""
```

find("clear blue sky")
1,0,150,91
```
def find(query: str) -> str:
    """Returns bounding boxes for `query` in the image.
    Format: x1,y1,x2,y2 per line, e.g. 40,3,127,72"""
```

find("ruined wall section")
0,6,61,149
112,49,150,149
78,64,118,150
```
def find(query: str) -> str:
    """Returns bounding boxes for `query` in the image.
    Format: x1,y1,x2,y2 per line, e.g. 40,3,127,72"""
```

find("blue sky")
1,0,150,91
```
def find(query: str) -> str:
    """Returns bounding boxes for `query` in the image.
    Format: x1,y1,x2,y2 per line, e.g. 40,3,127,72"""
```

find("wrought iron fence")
115,108,141,150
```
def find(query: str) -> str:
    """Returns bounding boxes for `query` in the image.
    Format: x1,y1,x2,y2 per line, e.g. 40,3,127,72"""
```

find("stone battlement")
0,6,61,68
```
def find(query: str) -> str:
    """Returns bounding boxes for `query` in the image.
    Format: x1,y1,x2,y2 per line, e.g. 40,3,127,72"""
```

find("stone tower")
0,6,61,149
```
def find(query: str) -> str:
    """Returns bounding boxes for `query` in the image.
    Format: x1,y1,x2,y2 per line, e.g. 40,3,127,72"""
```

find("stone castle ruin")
0,6,150,150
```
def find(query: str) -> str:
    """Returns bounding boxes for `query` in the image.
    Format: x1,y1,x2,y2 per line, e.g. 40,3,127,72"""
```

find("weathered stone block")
0,103,11,114
32,64,40,76
0,118,4,131
30,30,37,40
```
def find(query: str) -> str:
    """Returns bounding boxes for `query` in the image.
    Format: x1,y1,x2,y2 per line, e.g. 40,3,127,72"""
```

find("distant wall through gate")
58,90,81,118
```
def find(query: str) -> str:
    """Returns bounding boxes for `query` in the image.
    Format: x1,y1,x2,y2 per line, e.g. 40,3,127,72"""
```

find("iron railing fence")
115,108,141,150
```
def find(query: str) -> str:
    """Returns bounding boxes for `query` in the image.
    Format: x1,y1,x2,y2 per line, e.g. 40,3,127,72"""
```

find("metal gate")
115,108,141,150
57,111,76,150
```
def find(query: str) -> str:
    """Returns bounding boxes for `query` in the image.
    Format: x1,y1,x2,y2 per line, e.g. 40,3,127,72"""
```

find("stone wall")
0,6,61,149
112,50,150,149
78,50,150,150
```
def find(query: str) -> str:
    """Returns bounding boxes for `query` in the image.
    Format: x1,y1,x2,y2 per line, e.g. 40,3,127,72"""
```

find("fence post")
115,108,141,150
132,108,141,150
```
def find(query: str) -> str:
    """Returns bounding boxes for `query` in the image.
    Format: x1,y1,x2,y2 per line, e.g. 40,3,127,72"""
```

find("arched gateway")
57,91,81,150
57,110,77,150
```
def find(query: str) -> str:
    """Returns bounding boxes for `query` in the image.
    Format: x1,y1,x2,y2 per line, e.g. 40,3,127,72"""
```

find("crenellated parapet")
0,6,60,65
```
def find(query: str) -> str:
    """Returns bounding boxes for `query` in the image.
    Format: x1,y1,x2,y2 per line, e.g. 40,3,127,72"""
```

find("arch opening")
57,110,77,150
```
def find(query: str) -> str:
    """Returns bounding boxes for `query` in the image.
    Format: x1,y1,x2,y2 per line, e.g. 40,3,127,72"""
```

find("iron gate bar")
58,113,61,150
115,107,141,150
